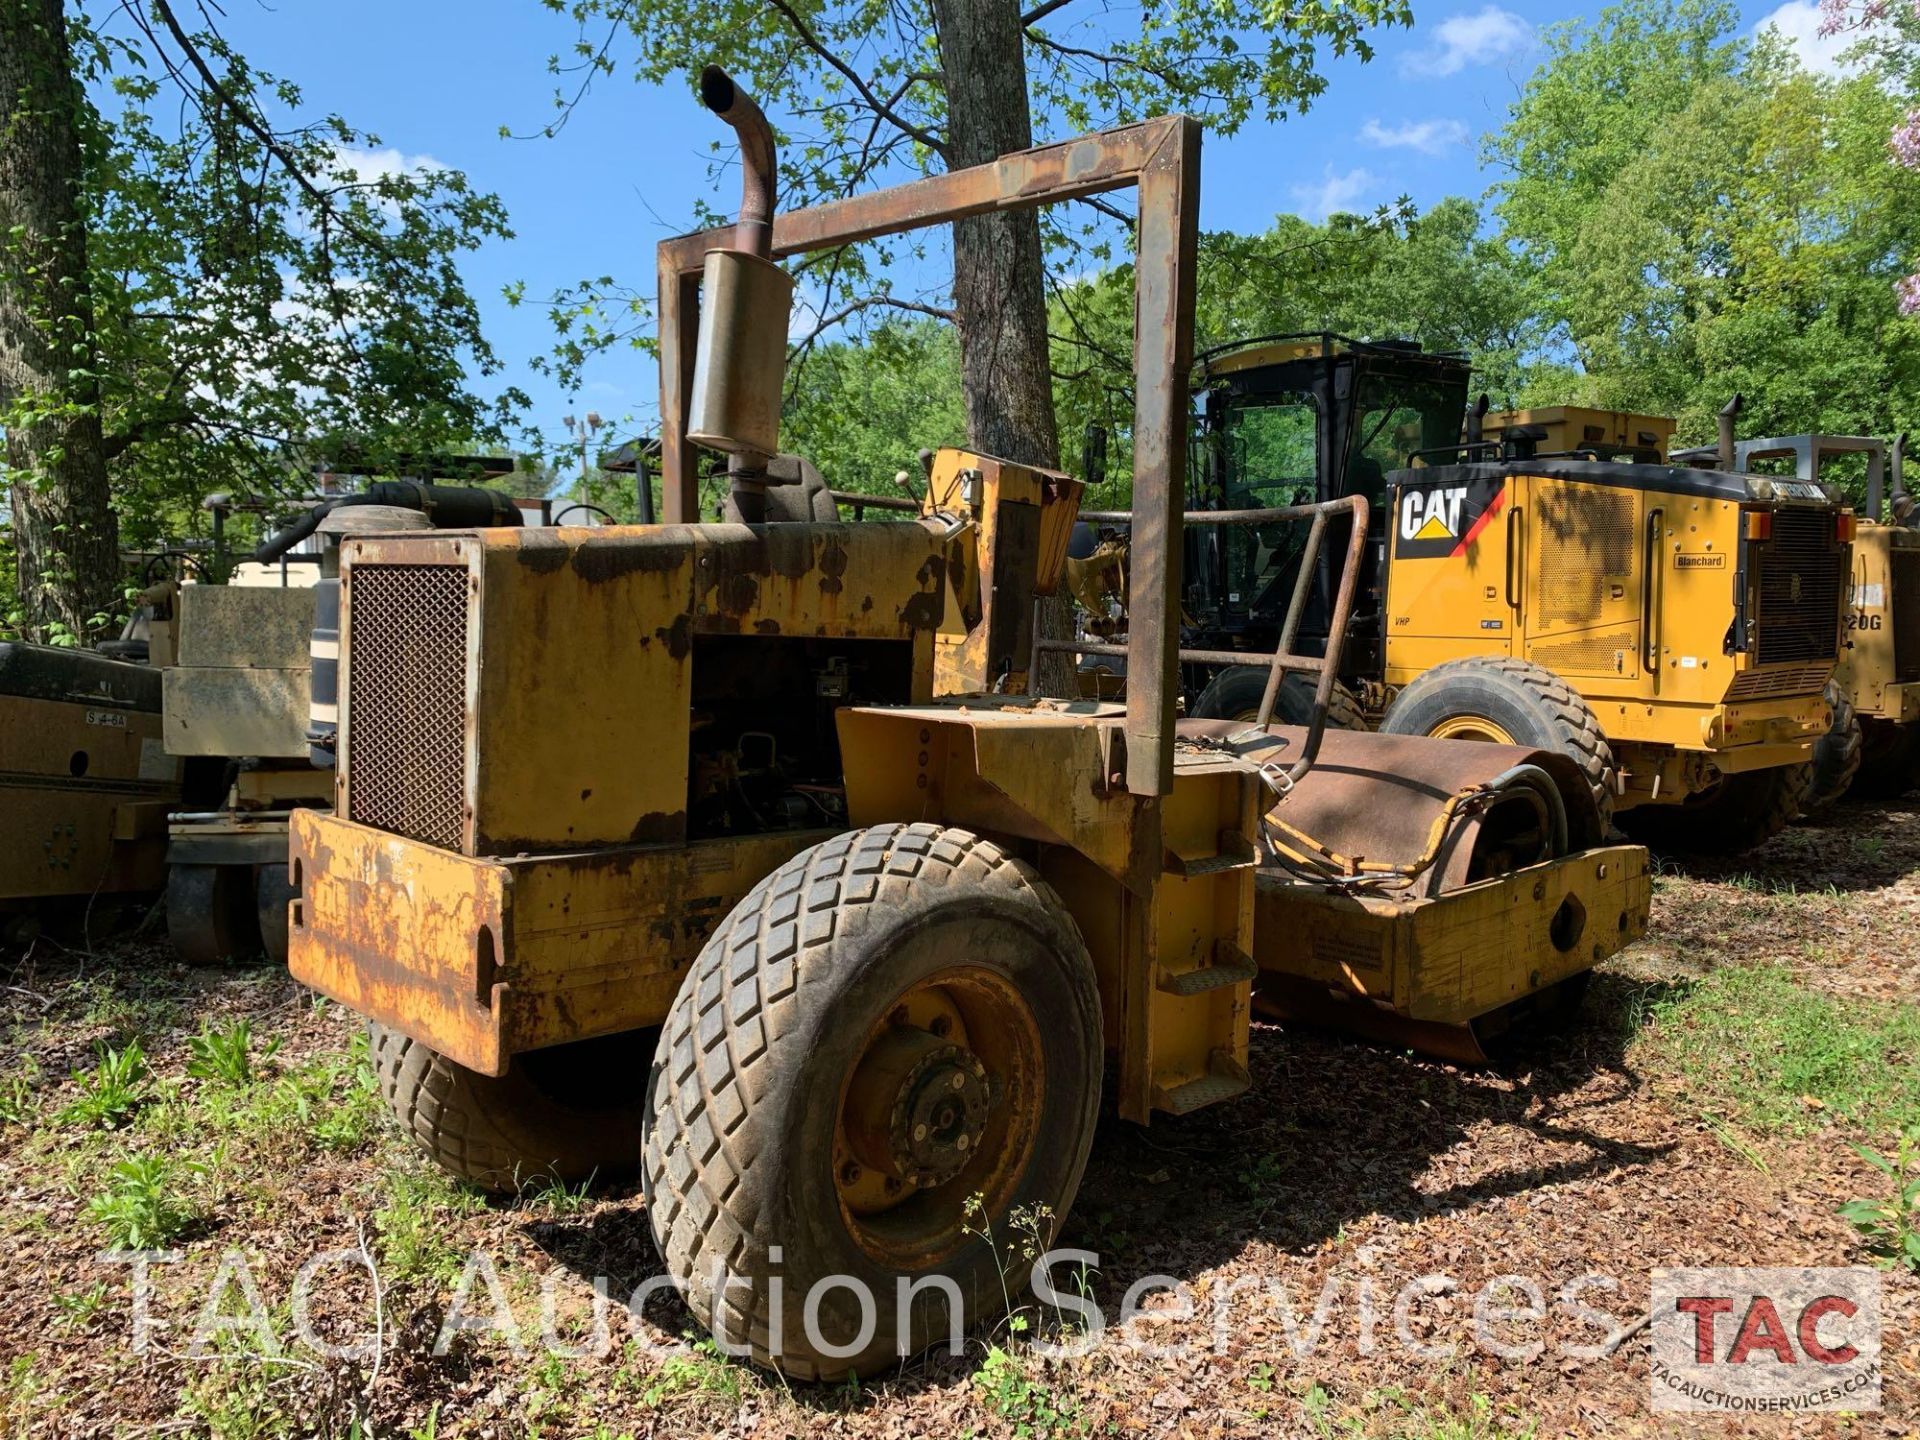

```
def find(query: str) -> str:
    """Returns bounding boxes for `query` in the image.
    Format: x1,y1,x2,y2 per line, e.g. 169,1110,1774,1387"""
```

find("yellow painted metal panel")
1253,843,1649,1026
287,808,831,1073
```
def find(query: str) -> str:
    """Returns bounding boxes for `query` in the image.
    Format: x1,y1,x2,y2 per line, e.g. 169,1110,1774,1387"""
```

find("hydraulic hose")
252,482,522,564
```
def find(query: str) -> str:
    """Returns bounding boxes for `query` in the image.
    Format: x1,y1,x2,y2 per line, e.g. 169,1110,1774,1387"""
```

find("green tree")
2,0,519,641
782,320,967,496
536,0,1412,688
1488,0,1920,450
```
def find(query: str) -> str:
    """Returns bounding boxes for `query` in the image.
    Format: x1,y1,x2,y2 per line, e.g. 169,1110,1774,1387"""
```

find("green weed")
373,1166,481,1286
52,1282,111,1330
87,1154,197,1248
974,1345,1082,1438
188,1018,279,1086
1311,1387,1536,1439
58,1041,150,1128
1839,1125,1920,1273
0,1060,40,1127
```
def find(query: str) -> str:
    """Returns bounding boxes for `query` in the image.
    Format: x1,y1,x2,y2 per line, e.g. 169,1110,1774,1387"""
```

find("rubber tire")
1800,682,1863,815
642,822,1103,1380
254,863,297,967
167,863,263,966
369,1022,653,1193
1380,656,1618,828
1190,665,1367,730
1854,718,1920,798
1617,762,1810,857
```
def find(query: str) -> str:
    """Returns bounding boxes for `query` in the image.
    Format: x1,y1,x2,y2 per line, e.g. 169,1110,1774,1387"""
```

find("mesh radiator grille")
1751,510,1841,667
1892,547,1920,683
345,564,469,849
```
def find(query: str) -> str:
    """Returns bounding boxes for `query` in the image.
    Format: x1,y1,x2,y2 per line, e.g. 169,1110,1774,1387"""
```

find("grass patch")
1307,1387,1536,1439
374,1165,485,1286
1639,965,1920,1135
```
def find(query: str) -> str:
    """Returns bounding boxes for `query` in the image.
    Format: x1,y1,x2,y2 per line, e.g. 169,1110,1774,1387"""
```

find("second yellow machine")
1382,405,1852,853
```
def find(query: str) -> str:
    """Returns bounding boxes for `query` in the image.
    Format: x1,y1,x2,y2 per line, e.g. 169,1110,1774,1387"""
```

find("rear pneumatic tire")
643,822,1103,1380
369,1022,653,1193
1190,665,1368,730
1800,682,1863,815
1379,656,1618,827
1617,762,1810,857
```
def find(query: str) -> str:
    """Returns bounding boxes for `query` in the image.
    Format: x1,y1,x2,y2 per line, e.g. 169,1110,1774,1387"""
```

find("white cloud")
1754,0,1865,76
1291,167,1383,221
1402,6,1535,77
326,145,447,217
1359,117,1471,155
328,143,446,186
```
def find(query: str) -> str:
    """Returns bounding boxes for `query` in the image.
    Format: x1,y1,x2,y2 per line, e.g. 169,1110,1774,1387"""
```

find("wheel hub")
845,1029,991,1188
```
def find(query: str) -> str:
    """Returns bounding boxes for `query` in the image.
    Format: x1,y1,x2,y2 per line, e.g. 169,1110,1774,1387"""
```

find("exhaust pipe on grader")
284,70,1651,1377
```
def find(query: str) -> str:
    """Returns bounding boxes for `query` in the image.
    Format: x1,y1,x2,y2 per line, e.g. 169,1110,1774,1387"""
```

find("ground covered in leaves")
3,803,1918,1438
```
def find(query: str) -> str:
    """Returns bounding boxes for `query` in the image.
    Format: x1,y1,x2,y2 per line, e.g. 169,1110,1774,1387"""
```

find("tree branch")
142,0,398,264
765,0,948,156
1021,0,1077,25
793,293,958,350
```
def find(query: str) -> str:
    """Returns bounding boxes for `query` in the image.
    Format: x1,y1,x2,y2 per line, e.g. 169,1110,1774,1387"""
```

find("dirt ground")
2,802,1917,1438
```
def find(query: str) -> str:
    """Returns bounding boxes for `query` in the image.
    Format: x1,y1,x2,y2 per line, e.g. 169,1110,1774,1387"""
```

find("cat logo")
1393,477,1507,561
1400,485,1468,543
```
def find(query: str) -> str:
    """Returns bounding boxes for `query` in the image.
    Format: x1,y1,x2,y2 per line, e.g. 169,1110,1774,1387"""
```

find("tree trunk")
0,0,119,644
930,0,1076,696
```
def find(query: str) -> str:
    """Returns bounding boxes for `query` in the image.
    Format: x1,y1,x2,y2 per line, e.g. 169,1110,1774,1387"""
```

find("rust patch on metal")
572,537,684,583
763,526,816,579
658,613,693,659
628,809,687,845
719,572,760,614
818,539,849,595
754,618,781,635
516,534,570,574
901,592,941,632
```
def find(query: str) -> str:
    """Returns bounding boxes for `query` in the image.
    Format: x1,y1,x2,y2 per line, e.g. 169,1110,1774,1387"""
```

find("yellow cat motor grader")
284,72,1649,1378
1694,430,1920,804
1377,402,1850,854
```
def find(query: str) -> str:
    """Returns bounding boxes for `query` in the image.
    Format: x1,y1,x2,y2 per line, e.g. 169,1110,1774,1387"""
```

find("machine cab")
1187,335,1470,674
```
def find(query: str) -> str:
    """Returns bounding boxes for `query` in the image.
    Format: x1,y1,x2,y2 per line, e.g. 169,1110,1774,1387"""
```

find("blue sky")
196,0,1848,451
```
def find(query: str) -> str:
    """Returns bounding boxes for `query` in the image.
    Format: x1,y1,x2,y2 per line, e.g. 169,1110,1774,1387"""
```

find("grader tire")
1191,665,1368,730
254,863,297,967
642,823,1102,1380
369,1022,652,1194
1800,683,1863,815
167,863,262,966
1853,718,1920,798
1379,656,1618,827
1617,763,1810,857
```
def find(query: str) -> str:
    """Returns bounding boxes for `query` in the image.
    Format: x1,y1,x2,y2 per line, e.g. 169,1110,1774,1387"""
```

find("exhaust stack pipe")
1464,393,1490,448
1717,394,1743,472
700,66,775,260
1889,432,1908,524
687,65,794,523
